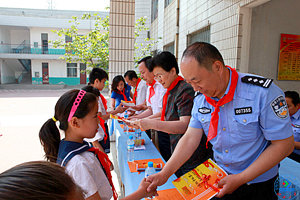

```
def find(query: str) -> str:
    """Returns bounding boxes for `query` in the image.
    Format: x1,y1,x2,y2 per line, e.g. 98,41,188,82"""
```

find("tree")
51,14,157,70
134,17,160,66
51,13,109,69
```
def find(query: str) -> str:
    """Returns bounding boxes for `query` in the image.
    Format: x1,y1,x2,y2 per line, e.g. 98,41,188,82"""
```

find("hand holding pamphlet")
172,159,227,200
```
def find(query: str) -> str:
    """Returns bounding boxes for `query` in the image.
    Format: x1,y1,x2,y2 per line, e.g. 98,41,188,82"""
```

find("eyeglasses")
154,73,165,81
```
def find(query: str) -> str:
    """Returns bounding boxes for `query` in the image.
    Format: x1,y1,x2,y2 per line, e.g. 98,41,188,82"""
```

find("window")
67,63,77,77
187,26,210,46
164,0,174,8
34,42,38,48
151,0,158,22
163,42,175,55
65,35,72,43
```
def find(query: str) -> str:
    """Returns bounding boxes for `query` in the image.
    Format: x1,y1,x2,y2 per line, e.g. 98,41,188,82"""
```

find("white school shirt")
135,79,147,114
65,151,113,200
146,81,166,114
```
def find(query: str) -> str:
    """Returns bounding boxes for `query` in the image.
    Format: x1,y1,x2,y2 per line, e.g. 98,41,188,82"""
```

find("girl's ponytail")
39,118,60,162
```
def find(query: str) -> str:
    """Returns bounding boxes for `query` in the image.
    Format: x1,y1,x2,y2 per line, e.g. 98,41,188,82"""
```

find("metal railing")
0,43,66,55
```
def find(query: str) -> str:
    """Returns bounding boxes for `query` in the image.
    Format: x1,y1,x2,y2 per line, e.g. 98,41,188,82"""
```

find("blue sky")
0,0,109,11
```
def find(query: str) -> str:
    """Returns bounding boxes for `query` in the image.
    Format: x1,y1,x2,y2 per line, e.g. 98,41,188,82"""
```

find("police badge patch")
271,96,288,119
198,107,211,114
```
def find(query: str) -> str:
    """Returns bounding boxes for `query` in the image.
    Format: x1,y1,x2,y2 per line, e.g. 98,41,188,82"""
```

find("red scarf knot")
147,80,156,104
133,78,141,104
117,88,128,101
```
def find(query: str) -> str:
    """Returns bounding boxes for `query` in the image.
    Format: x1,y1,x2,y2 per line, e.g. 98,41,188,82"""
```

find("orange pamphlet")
172,158,227,200
121,100,135,107
128,158,165,173
110,114,127,122
144,188,185,200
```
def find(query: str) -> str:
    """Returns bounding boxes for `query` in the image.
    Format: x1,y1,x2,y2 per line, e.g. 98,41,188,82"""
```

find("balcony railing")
0,43,66,55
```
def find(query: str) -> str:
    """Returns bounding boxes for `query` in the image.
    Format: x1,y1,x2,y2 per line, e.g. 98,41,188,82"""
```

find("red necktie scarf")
147,80,156,104
88,147,118,200
204,66,238,147
117,89,128,101
133,78,141,104
99,93,107,111
98,116,108,143
161,76,184,121
98,94,108,143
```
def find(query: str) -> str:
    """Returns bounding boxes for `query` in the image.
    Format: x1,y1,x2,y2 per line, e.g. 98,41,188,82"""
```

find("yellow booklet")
172,159,228,200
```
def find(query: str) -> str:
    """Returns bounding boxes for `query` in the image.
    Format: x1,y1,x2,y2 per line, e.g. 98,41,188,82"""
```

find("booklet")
121,100,137,111
172,158,227,200
121,100,135,107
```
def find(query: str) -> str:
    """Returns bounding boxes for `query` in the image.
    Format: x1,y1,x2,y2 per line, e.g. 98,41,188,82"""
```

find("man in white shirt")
130,56,171,161
124,70,147,114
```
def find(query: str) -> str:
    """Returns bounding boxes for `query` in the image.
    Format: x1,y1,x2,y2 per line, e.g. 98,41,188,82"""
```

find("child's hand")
138,178,158,198
115,104,127,113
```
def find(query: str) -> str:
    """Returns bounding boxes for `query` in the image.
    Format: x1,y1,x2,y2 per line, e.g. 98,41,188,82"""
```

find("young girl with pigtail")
39,89,156,200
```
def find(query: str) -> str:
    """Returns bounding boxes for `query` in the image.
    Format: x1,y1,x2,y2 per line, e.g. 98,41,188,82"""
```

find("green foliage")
50,13,109,70
51,14,158,70
134,17,160,66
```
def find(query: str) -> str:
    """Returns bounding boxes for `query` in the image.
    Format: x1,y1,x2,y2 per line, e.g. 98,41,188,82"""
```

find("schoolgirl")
39,89,116,200
111,75,132,108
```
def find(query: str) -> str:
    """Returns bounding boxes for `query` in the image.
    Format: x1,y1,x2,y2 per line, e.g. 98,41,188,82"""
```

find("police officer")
145,42,294,200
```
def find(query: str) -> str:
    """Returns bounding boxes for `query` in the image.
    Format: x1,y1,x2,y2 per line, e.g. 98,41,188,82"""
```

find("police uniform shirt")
189,69,293,184
291,109,300,155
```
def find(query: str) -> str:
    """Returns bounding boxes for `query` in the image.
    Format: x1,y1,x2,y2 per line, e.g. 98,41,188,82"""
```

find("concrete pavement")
0,88,122,197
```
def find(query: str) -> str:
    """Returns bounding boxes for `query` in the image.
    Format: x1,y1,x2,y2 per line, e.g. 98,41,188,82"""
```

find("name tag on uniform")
198,107,211,114
235,107,252,115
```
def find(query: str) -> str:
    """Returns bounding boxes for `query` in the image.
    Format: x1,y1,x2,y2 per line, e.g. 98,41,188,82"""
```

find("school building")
0,7,107,85
149,0,300,93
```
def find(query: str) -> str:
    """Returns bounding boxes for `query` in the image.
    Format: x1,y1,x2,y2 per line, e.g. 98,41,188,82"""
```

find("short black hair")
285,91,300,106
82,85,100,96
111,75,127,92
182,42,225,70
149,51,179,74
138,56,152,71
138,56,152,64
124,70,138,81
89,68,108,84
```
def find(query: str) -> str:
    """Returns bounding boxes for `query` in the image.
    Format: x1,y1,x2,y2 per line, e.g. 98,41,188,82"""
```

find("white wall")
10,29,30,45
31,60,69,78
30,27,91,49
135,0,151,60
150,0,267,68
248,0,300,93
0,26,11,53
0,59,16,83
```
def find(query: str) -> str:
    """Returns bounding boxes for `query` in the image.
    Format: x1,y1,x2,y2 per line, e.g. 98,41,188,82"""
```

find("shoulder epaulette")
241,75,273,88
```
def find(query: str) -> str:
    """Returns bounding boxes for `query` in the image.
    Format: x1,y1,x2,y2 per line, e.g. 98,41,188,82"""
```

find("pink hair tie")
68,90,87,122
